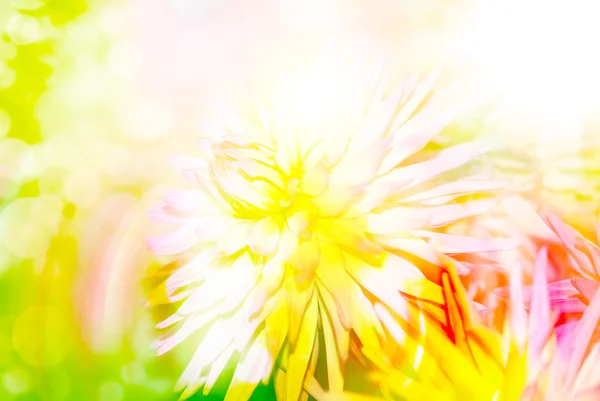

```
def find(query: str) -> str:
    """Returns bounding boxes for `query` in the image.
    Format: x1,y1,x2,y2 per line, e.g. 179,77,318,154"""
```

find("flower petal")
366,207,430,235
317,282,350,362
286,277,315,348
348,82,405,153
415,231,520,254
507,261,526,349
248,217,281,256
298,156,330,197
528,247,552,357
225,333,273,401
354,142,488,214
316,241,353,329
567,287,600,386
330,138,390,186
264,291,288,358
321,305,345,394
379,109,454,175
573,278,600,303
286,295,319,401
400,177,507,205
147,223,198,255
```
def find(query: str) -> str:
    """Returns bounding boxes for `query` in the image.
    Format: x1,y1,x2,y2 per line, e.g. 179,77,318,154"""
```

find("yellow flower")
367,256,528,401
147,56,512,400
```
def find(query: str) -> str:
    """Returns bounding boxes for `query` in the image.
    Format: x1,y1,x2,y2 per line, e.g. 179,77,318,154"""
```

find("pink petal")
552,297,587,314
528,247,552,356
540,212,594,272
567,287,600,386
539,211,577,243
556,320,578,354
572,279,600,303
509,262,527,348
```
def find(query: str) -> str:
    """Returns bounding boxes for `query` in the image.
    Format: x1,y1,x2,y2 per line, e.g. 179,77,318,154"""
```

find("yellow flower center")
212,138,329,226
208,136,376,283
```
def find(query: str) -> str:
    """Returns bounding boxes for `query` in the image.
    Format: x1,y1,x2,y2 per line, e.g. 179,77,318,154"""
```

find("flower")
369,211,600,401
365,256,529,401
531,212,600,347
522,288,600,400
475,211,600,400
517,240,600,400
146,56,512,400
490,211,600,346
444,196,565,321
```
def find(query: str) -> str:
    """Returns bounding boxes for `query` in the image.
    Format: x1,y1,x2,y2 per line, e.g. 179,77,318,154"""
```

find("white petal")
156,314,184,330
314,184,365,217
163,190,211,211
216,220,252,255
345,255,409,318
366,207,430,235
225,334,273,401
374,303,407,344
248,217,281,256
376,237,441,266
154,308,221,355
175,318,237,389
391,71,440,132
146,223,198,255
204,344,236,393
216,173,276,212
354,142,489,215
250,253,286,315
414,231,521,254
147,202,192,224
166,250,216,291
347,83,405,153
425,199,498,228
178,255,257,315
329,138,391,186
379,110,454,174
168,155,208,180
400,177,507,204
298,156,330,197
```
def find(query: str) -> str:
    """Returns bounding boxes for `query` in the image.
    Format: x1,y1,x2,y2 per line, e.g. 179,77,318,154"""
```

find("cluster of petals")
146,57,600,400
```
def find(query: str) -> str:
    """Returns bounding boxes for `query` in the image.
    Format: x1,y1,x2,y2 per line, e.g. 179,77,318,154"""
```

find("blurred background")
1,0,600,400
